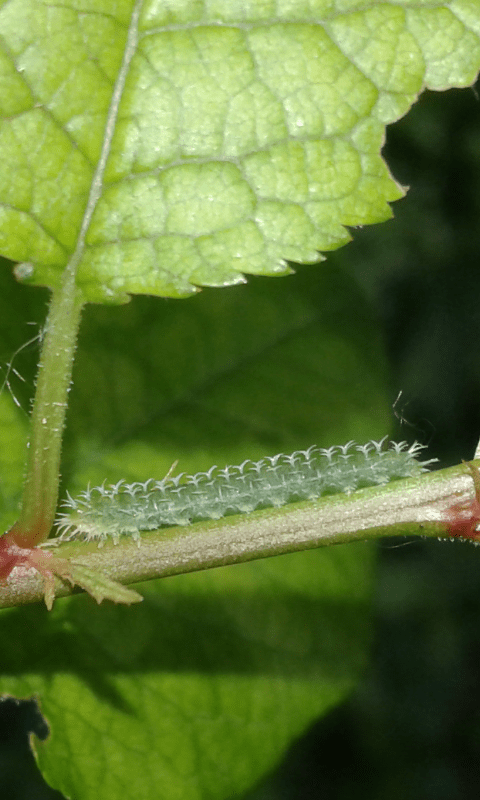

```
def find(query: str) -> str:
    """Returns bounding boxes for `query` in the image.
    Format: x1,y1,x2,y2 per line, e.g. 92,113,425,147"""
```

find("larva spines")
54,439,436,545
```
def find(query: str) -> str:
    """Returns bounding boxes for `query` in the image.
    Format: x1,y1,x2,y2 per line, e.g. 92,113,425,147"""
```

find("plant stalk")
10,276,83,546
0,461,471,607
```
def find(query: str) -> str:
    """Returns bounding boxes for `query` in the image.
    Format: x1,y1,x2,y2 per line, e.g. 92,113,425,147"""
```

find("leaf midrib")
66,0,143,279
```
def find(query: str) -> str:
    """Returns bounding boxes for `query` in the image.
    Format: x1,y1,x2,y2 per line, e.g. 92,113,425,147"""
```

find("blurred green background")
1,78,480,798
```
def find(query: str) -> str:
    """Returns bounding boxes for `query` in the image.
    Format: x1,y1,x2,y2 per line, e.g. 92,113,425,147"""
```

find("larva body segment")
55,439,436,546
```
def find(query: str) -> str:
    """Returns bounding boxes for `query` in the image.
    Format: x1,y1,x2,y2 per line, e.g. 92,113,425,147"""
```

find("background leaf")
1,262,387,799
64,264,392,488
0,1,479,301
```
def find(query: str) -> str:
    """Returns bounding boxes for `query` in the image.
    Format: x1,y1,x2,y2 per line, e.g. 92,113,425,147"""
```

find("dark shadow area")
0,699,63,799
0,568,370,680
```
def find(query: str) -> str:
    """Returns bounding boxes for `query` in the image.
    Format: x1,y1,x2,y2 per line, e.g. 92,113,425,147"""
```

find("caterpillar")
54,438,436,546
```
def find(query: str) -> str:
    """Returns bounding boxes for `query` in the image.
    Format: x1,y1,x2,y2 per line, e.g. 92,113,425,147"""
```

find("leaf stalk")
10,276,83,546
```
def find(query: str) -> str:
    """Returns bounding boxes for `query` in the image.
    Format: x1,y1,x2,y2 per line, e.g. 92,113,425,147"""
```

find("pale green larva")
55,439,436,546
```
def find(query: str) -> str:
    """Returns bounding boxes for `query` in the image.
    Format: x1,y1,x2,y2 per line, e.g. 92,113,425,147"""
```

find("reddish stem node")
0,529,73,609
445,462,480,541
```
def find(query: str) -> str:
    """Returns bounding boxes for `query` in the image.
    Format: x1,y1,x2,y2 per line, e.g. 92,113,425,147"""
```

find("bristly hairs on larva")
55,438,437,546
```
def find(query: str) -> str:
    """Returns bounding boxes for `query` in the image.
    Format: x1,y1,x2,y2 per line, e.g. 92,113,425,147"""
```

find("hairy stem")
10,276,83,546
0,461,471,608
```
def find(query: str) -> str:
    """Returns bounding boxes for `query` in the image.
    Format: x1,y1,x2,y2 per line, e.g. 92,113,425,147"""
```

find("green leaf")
1,263,385,799
65,265,393,488
0,391,28,532
1,1,479,301
1,548,373,800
